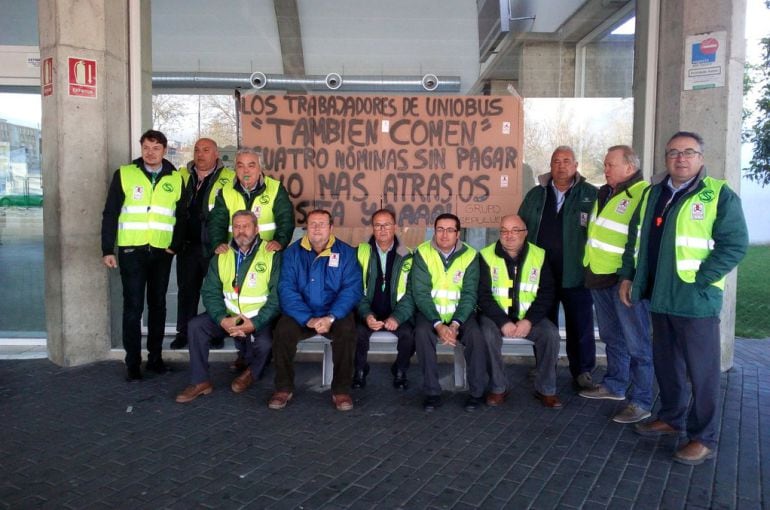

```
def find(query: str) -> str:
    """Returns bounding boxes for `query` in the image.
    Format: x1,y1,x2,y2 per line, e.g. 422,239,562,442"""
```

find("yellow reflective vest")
222,176,281,241
480,242,545,320
217,244,275,319
357,243,411,301
179,166,235,211
635,176,727,289
117,164,182,248
416,241,477,323
584,180,649,275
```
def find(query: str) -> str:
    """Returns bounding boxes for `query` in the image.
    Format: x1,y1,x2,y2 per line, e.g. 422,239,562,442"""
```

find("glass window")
0,92,45,337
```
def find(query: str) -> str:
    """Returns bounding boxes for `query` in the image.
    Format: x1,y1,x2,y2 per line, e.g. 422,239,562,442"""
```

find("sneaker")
579,384,625,401
575,372,594,389
612,404,651,424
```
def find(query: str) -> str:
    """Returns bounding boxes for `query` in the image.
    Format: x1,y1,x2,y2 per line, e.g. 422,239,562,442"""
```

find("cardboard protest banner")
239,93,523,232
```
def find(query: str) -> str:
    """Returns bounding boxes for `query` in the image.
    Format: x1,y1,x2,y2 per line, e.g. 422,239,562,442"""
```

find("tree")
151,94,188,133
201,95,238,147
744,0,770,186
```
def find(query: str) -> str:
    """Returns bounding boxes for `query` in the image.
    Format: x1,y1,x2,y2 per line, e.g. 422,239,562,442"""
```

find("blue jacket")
279,235,363,325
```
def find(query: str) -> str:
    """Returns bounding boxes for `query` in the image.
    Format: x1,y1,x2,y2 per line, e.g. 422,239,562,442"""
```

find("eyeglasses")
308,222,330,229
500,228,527,236
373,223,394,230
435,227,458,234
665,149,702,159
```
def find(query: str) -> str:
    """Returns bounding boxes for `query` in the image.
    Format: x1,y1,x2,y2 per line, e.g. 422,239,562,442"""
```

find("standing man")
354,209,415,390
477,215,563,409
208,147,294,255
519,146,598,389
175,210,280,403
268,210,362,411
580,145,652,424
620,132,747,465
171,138,235,350
411,213,484,413
101,129,186,381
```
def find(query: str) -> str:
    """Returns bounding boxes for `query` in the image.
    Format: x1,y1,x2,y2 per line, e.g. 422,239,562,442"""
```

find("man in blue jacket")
620,131,748,466
269,209,363,411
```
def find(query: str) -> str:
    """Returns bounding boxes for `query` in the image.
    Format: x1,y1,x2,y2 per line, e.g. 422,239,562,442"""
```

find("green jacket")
619,168,748,318
356,236,415,325
207,174,294,252
518,172,597,288
201,238,282,332
409,238,479,324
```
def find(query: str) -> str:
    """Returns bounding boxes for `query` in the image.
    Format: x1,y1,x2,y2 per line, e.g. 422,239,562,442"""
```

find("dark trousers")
175,244,210,336
187,313,272,385
118,247,174,369
651,312,721,449
548,285,595,378
272,312,357,394
414,312,485,398
355,320,415,372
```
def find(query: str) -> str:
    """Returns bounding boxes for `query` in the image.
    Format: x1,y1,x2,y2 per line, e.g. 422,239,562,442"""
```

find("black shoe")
146,359,169,374
210,337,225,349
423,395,442,412
390,363,408,390
464,395,483,413
126,366,142,382
351,364,369,389
170,333,188,350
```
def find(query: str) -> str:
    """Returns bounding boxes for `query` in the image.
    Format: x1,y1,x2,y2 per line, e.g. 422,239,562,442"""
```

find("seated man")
477,214,563,409
268,209,363,411
175,210,280,403
354,209,415,389
411,213,484,412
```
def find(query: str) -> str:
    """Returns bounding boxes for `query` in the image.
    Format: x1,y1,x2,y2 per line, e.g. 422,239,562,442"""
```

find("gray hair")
232,209,258,227
552,145,576,160
607,145,640,170
236,147,264,166
667,131,705,153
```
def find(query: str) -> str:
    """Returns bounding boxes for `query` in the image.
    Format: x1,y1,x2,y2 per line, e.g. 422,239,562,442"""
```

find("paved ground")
1,339,768,509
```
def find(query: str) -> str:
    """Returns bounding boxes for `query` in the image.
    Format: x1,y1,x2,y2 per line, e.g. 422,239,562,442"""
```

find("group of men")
102,129,747,465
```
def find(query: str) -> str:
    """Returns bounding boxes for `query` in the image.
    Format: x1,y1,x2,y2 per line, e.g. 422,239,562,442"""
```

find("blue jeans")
591,285,653,410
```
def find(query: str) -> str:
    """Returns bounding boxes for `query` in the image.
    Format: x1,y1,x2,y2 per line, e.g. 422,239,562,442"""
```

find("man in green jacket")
354,209,416,389
620,131,748,465
518,146,598,389
207,148,294,255
175,210,281,403
411,213,484,412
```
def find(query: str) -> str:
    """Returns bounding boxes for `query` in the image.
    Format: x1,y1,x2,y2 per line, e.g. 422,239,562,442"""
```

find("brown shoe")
674,441,715,466
634,419,681,437
486,391,508,407
175,382,213,403
534,391,563,409
332,393,354,411
231,368,253,393
268,390,293,410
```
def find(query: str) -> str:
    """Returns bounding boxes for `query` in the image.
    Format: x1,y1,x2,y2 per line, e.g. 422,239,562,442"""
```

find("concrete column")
39,1,131,365
654,0,747,370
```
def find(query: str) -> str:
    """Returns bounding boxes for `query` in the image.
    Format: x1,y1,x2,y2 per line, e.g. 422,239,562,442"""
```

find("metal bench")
453,337,534,388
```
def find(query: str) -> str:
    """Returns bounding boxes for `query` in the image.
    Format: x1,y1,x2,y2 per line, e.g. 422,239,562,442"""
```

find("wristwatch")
327,315,335,324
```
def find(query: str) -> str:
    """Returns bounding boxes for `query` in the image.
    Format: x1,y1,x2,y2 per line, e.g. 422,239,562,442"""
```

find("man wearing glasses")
268,209,362,411
410,213,484,412
477,215,563,408
619,132,747,465
353,209,416,389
